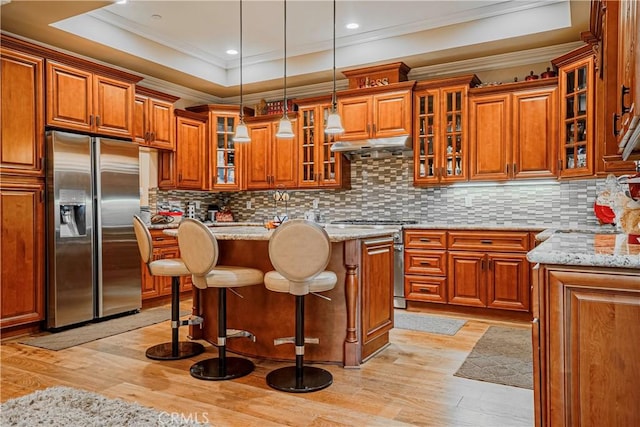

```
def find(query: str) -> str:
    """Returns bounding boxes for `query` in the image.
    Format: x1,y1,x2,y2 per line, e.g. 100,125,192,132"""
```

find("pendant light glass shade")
325,0,344,135
325,111,344,135
233,0,251,143
276,0,295,139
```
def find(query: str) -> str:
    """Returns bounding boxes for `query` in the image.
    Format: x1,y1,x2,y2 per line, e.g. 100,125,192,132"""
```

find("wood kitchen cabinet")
469,79,558,181
158,110,207,190
337,81,414,141
447,231,530,312
553,46,596,178
134,86,178,150
0,178,45,331
413,75,480,185
244,115,298,190
46,60,140,138
296,95,350,189
1,43,44,178
532,265,640,426
404,229,448,303
186,104,249,190
615,0,639,154
361,235,394,360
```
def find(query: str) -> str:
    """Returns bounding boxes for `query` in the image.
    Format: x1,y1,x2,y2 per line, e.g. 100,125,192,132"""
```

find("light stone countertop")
162,225,396,243
403,223,553,231
527,232,640,269
148,221,262,230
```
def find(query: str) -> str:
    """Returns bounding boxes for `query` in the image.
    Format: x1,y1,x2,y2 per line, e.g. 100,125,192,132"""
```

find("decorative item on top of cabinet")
244,114,298,190
413,74,480,185
0,178,45,332
158,110,207,190
186,104,252,190
45,59,141,138
0,41,44,178
337,80,415,141
552,45,595,178
296,95,350,189
447,231,530,312
469,78,558,181
134,86,179,150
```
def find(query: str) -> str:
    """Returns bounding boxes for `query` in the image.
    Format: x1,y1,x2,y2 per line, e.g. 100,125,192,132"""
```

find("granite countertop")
162,225,396,243
404,223,556,231
148,221,261,230
527,231,640,269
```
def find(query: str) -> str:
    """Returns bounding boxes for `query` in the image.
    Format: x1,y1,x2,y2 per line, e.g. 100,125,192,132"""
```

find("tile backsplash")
151,157,604,227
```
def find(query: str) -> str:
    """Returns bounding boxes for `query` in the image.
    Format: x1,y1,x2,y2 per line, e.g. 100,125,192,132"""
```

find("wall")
152,156,604,228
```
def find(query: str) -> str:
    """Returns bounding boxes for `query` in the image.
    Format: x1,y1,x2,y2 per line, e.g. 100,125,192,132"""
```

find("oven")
329,219,416,309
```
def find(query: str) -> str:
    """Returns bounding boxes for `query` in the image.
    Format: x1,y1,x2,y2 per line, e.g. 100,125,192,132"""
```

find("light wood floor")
1,302,533,426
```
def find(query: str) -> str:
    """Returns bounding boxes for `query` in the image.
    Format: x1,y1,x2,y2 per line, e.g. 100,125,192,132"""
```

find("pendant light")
325,0,344,135
233,0,251,143
275,0,294,139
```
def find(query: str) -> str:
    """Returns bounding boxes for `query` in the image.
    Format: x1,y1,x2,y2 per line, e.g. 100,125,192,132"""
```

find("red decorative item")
525,70,539,81
594,202,615,225
540,67,557,78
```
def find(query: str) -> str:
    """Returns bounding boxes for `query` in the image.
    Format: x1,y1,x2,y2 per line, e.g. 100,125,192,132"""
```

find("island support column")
343,240,360,368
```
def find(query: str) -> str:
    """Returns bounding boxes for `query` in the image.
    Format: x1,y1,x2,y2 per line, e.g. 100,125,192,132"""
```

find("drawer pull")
480,240,493,244
419,261,431,265
419,288,432,293
419,238,431,242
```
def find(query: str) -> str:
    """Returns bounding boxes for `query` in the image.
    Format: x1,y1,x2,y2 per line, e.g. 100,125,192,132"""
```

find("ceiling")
0,0,590,100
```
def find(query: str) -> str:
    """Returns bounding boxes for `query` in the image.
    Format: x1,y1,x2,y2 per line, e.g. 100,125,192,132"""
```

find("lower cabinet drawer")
405,249,446,275
405,275,447,303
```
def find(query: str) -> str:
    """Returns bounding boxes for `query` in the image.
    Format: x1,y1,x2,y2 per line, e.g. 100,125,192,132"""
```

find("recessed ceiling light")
226,49,239,55
151,14,162,20
115,0,127,4
346,23,359,30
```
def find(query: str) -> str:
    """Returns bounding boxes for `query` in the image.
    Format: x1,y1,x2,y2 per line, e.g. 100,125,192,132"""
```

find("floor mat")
394,311,466,335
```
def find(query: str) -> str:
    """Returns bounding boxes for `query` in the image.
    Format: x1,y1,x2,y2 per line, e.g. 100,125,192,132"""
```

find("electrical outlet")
312,198,319,209
465,195,473,208
246,200,252,209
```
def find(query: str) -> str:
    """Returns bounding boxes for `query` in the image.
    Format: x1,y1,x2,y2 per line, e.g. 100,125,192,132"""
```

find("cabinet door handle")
419,261,431,266
480,240,493,244
558,159,563,171
40,157,45,171
613,113,621,136
481,259,486,270
419,238,431,242
419,288,432,293
144,131,149,142
513,163,517,175
621,85,631,114
373,123,377,134
89,115,93,126
150,132,155,141
505,164,509,175
178,173,182,182
488,259,493,270
367,124,371,134
96,116,100,127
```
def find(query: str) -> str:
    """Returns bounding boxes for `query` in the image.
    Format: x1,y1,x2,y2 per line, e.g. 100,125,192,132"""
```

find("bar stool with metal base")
132,215,205,360
264,219,337,393
178,218,264,381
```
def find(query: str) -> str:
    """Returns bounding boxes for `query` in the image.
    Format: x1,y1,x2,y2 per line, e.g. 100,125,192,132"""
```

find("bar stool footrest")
145,341,205,361
266,366,333,393
190,357,255,381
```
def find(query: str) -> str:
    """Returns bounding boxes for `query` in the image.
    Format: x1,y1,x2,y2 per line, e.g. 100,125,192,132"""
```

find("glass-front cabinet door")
556,51,594,178
297,98,349,189
214,115,238,188
414,78,474,185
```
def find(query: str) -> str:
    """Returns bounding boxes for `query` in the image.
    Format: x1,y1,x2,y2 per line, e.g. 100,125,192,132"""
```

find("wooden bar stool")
264,219,337,393
132,215,205,360
178,219,264,381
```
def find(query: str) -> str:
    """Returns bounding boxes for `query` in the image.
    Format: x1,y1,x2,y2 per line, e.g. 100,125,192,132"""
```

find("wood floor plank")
1,303,533,426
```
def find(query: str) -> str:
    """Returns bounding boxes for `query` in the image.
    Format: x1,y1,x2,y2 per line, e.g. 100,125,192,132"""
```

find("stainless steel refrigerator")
46,130,141,329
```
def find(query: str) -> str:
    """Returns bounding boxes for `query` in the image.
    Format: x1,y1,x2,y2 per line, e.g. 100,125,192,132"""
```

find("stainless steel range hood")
330,135,412,155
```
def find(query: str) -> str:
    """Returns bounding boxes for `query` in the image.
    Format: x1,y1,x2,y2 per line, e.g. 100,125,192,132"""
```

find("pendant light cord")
239,0,244,122
332,0,337,112
283,0,288,117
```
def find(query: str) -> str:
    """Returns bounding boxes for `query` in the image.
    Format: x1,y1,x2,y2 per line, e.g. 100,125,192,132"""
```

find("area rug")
19,307,189,351
0,386,207,427
454,325,533,389
394,311,466,335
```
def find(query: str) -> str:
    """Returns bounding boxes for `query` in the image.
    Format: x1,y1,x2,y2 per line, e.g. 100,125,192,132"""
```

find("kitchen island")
165,225,396,367
527,231,640,426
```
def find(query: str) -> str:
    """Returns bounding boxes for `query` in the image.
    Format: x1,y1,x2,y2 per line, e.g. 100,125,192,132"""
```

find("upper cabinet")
296,95,350,189
0,41,44,178
134,86,178,150
46,60,141,138
244,115,298,191
616,0,639,147
469,79,558,181
553,46,595,178
414,75,479,185
186,104,248,191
